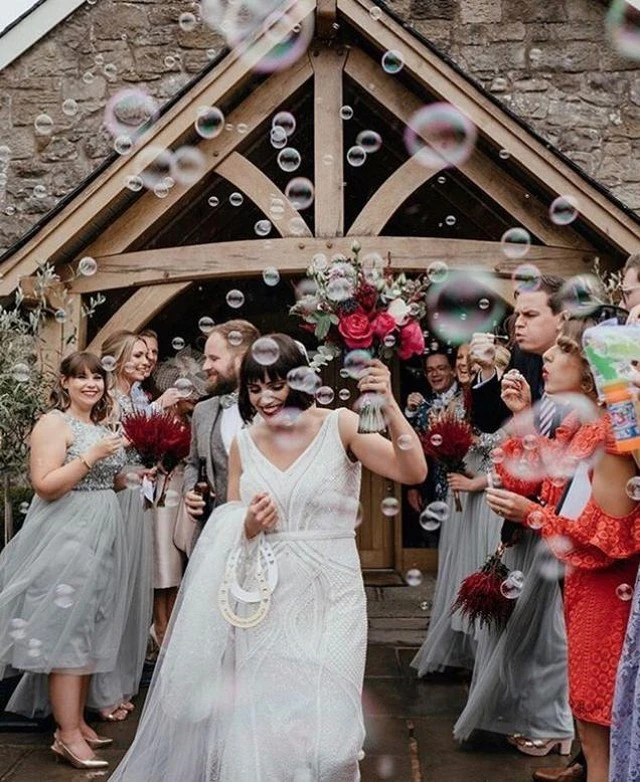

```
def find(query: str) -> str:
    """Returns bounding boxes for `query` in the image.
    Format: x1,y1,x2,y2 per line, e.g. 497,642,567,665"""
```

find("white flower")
387,298,411,325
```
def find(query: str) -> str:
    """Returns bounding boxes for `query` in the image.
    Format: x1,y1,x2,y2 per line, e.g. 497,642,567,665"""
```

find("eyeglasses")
426,367,450,375
591,304,629,325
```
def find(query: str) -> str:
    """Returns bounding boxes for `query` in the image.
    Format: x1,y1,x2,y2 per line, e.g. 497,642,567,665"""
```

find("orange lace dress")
496,414,640,726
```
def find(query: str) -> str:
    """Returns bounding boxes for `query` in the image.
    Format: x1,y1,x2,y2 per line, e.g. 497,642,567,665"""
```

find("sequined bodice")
61,413,127,491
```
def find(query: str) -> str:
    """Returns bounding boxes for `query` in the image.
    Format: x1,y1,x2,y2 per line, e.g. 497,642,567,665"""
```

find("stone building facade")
0,0,638,255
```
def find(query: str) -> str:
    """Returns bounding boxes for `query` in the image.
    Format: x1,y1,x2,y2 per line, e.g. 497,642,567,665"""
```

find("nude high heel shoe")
508,735,573,757
51,738,109,769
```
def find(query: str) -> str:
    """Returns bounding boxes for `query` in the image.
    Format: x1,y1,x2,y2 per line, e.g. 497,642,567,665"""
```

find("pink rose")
338,310,374,350
398,320,425,360
372,311,397,339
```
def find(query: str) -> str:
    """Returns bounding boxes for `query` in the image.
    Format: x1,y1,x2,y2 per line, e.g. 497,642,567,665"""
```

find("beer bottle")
194,458,214,522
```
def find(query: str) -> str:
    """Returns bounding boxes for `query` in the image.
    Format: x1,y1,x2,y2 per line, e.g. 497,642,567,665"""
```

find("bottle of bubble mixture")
603,379,640,453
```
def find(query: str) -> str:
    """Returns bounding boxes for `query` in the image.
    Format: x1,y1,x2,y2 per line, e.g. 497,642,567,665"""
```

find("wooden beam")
0,0,317,295
348,155,446,236
311,47,348,237
345,49,590,250
216,153,312,237
316,0,338,38
70,236,595,293
86,282,192,353
340,0,640,254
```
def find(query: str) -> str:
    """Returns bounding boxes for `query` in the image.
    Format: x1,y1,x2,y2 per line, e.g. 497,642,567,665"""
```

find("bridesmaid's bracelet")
78,454,94,470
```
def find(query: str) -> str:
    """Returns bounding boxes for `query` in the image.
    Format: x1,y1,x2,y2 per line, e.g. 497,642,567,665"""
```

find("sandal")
119,701,135,713
99,706,129,722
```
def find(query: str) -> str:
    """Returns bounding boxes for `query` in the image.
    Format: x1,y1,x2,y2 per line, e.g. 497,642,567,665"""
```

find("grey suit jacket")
183,397,229,507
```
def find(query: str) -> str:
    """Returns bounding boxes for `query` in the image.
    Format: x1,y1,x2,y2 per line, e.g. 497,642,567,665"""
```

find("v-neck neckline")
247,412,334,475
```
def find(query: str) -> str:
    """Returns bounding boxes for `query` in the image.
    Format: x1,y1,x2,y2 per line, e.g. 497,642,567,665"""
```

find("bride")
110,333,426,781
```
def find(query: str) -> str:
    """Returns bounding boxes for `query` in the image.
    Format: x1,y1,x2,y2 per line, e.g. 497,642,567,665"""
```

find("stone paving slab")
0,645,576,782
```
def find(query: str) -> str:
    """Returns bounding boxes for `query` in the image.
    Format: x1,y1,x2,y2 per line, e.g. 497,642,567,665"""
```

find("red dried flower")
452,545,516,630
355,283,378,313
419,411,473,463
122,411,191,472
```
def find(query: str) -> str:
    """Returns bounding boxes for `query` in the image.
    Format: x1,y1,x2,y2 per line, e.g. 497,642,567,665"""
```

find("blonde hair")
556,317,597,399
100,330,143,381
210,319,260,353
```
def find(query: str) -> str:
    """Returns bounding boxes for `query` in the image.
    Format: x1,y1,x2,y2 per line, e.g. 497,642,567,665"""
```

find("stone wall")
0,0,639,255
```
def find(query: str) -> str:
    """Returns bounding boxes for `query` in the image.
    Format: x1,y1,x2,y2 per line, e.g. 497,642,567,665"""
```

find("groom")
183,319,260,519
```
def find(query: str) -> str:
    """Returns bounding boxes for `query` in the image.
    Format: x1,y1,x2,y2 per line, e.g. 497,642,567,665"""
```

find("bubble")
287,366,321,395
405,103,476,169
500,571,524,600
229,192,244,207
206,196,219,209
270,126,288,149
179,11,198,31
499,148,511,160
549,195,579,226
62,99,78,117
355,130,382,154
100,356,116,373
491,447,505,464
285,177,314,210
338,388,351,401
173,146,205,186
528,510,545,530
381,49,404,74
383,334,396,348
396,434,413,450
380,497,399,517
420,501,449,531
501,227,531,259
195,106,224,139
54,309,67,324
83,71,94,84
34,113,53,135
523,434,538,451
429,434,443,447
606,0,640,60
125,174,144,192
370,6,382,20
445,214,456,227
340,105,354,120
476,297,491,312
9,618,27,640
322,153,334,166
252,336,280,366
0,145,10,163
138,146,174,191
289,216,307,235
344,350,371,379
105,89,157,139
19,501,30,515
171,336,185,351
625,476,640,501
312,253,328,271
124,472,141,490
316,386,335,405
226,289,245,309
198,316,215,334
616,583,634,602
405,568,423,587
228,329,244,346
277,147,301,172
255,219,272,237
512,263,542,293
164,55,176,68
426,260,449,284
104,63,117,79
114,135,133,156
272,111,296,136
346,146,367,167
262,266,280,286
254,12,314,74
53,583,76,609
33,184,47,199
174,378,194,398
164,489,181,508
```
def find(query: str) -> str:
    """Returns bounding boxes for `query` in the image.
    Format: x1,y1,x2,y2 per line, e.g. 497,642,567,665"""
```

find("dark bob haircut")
238,333,316,423
49,351,113,423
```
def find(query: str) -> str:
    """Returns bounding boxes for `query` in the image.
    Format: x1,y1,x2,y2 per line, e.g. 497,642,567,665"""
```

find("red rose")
355,284,378,314
372,311,397,339
398,320,425,360
338,309,374,350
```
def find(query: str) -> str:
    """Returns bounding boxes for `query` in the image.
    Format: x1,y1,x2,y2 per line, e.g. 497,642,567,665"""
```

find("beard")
207,370,238,397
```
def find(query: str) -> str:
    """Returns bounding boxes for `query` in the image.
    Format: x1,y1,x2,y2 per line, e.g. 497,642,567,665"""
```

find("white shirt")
220,403,243,455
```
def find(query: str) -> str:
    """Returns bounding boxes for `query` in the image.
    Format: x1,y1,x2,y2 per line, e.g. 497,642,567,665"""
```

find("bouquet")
290,245,428,432
452,543,517,630
419,411,473,510
122,411,191,507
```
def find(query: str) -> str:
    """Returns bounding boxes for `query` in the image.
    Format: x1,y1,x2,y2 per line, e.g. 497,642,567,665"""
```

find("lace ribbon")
218,536,278,628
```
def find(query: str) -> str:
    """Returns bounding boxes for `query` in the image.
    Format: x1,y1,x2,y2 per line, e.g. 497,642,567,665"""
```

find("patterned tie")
220,392,239,409
538,393,556,437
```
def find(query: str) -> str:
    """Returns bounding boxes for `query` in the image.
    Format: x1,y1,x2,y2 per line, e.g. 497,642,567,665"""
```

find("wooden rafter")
340,0,640,253
71,236,594,294
316,0,338,39
345,49,591,250
0,0,317,296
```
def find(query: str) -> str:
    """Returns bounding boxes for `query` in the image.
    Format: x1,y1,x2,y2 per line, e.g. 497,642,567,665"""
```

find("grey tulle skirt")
453,531,574,741
0,489,129,717
87,487,154,710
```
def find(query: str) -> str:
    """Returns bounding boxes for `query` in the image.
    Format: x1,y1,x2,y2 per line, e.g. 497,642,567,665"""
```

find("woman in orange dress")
483,316,640,782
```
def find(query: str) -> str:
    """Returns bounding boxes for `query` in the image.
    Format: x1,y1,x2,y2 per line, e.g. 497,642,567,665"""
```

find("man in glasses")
621,253,640,323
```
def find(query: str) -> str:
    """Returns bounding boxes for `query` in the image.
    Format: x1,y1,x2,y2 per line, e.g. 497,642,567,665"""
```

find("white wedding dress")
110,409,367,781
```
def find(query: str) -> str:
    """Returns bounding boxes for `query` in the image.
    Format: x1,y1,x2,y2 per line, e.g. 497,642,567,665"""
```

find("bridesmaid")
485,316,640,782
0,352,127,769
88,331,179,721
